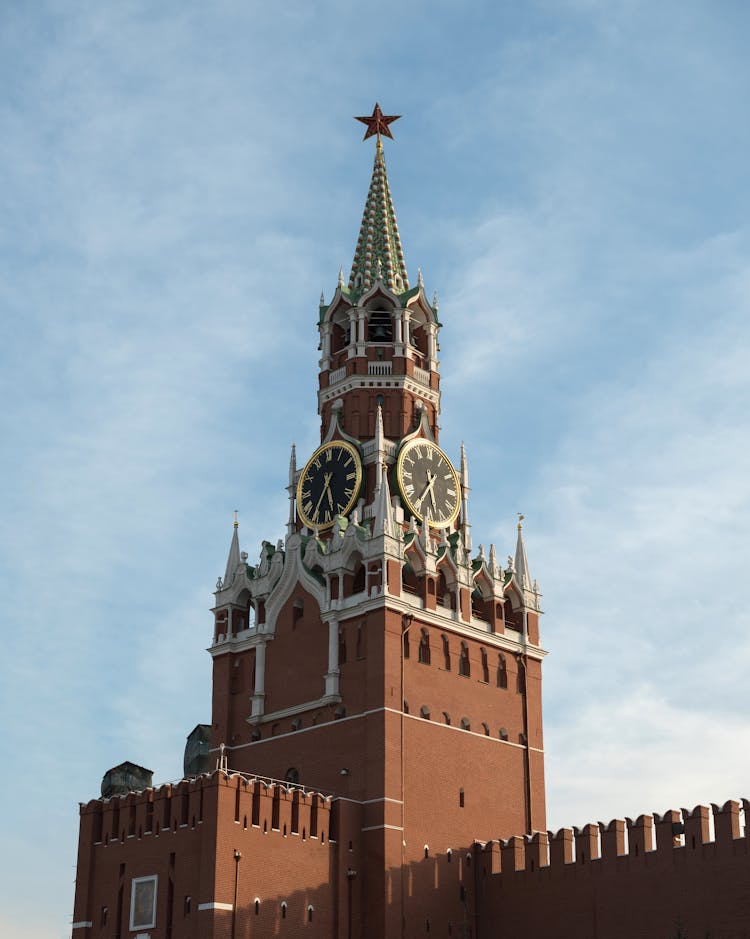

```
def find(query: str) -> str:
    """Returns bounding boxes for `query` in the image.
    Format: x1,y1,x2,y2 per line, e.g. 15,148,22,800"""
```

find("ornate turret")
317,105,441,443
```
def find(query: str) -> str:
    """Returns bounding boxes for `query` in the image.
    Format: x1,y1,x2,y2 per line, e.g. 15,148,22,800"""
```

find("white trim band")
198,901,234,911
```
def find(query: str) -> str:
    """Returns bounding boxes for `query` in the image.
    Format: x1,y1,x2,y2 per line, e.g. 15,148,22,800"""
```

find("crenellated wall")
475,799,750,939
73,770,361,939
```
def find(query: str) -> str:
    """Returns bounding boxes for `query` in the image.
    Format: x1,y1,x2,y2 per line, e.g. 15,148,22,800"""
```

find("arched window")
403,700,409,714
504,597,520,631
291,718,302,731
281,901,287,919
402,558,420,595
230,658,244,694
499,727,509,741
480,647,489,683
516,661,526,695
436,569,451,608
368,308,393,342
335,705,346,720
331,315,350,353
352,562,366,594
418,628,431,664
285,767,300,785
460,717,470,731
481,722,490,736
442,711,451,726
497,654,508,689
339,626,347,664
254,898,261,915
420,705,431,720
459,642,470,677
307,905,314,923
442,634,451,671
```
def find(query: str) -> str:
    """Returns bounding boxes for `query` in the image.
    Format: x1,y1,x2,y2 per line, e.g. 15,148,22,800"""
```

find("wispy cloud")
2,2,750,935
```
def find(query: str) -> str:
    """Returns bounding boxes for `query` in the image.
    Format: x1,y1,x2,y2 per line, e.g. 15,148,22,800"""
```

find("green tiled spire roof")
349,140,409,294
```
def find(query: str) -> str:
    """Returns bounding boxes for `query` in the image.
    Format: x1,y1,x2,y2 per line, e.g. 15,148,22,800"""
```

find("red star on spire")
355,102,400,141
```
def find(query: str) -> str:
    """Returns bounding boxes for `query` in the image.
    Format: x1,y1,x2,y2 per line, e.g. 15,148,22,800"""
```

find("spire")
372,463,394,537
514,514,531,591
374,404,386,491
460,442,472,553
224,512,241,587
349,137,409,294
287,444,297,537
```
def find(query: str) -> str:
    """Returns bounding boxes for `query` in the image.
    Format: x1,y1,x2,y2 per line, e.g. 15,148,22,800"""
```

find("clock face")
396,439,460,528
296,440,363,531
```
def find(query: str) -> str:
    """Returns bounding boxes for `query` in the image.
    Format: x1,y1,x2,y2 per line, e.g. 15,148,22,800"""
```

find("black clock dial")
296,440,363,531
396,439,460,528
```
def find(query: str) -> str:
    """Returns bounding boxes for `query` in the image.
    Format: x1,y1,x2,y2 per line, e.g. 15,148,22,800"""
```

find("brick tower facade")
72,114,548,939
207,127,547,935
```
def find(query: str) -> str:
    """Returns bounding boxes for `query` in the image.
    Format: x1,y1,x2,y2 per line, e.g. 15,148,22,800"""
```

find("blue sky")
2,1,750,935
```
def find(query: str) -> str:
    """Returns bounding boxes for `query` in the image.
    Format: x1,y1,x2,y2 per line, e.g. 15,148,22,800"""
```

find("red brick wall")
73,773,349,939
475,800,750,939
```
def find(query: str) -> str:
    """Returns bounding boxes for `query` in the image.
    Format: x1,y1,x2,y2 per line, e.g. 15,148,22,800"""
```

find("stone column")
324,617,340,698
427,324,438,367
251,640,267,718
320,323,331,367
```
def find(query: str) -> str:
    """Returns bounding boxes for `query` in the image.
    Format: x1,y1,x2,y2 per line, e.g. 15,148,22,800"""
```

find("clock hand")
415,471,437,509
327,484,334,510
313,472,333,519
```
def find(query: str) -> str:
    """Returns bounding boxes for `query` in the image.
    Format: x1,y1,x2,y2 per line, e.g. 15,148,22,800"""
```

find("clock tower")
209,105,546,937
